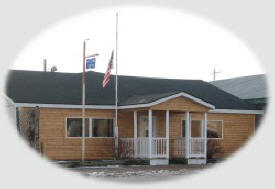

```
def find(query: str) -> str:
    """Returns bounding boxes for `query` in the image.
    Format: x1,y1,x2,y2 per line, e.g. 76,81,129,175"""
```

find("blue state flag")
86,58,96,69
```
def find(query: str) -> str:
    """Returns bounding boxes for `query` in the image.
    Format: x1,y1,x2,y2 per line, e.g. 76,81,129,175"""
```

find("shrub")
207,130,222,159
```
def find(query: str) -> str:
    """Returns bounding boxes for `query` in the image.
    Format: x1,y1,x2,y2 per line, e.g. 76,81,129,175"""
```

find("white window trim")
65,116,115,138
181,117,224,139
207,120,224,140
91,117,115,138
65,117,90,139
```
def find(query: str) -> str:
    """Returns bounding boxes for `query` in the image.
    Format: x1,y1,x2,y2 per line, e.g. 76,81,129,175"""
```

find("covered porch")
118,109,208,164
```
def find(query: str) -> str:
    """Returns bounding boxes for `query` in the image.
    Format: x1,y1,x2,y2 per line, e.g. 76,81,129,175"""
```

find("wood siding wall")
39,108,115,160
208,113,255,158
38,108,255,160
152,97,209,112
164,112,255,159
34,96,255,160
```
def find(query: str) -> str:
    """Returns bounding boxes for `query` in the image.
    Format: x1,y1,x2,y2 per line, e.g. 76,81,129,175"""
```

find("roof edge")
209,109,264,115
13,92,215,110
4,94,15,105
13,103,263,114
14,103,115,109
119,92,215,109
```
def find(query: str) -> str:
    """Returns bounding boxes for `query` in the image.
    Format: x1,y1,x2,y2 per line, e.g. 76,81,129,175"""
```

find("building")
211,74,267,128
211,74,267,110
5,70,263,165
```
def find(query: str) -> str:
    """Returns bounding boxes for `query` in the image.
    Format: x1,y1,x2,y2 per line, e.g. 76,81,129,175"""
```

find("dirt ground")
67,163,217,182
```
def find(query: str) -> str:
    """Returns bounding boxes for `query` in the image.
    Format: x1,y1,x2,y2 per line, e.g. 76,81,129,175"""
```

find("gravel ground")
68,164,216,181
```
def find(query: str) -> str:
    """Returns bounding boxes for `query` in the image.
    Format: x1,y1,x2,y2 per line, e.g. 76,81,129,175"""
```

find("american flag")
102,50,114,88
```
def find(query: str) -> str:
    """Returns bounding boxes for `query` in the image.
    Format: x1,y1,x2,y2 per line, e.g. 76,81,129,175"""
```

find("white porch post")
148,109,152,159
203,112,208,159
166,110,170,159
185,111,190,159
134,111,138,158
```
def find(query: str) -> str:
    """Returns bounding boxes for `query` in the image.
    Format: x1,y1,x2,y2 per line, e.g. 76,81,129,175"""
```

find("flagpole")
114,12,118,159
82,39,88,162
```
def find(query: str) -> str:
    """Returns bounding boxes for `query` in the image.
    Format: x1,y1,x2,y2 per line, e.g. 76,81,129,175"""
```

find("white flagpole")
82,39,89,162
114,12,119,159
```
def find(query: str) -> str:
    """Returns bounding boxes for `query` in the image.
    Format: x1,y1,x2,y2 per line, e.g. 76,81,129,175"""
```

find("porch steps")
54,159,206,167
54,160,149,168
187,159,206,165
150,159,169,165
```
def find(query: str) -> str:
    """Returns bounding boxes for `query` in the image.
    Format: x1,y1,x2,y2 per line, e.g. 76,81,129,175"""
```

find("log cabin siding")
39,108,115,160
151,96,210,112
33,97,255,160
207,113,255,158
167,113,255,158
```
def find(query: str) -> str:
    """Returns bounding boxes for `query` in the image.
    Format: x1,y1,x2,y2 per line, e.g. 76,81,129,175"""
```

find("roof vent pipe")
43,59,47,72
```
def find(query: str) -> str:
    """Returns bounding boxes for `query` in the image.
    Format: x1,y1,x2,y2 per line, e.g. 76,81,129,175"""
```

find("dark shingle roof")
211,74,267,100
6,70,256,110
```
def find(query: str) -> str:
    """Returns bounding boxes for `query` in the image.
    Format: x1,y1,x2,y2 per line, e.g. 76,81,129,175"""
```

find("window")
181,119,203,137
182,120,203,137
191,120,202,137
182,120,185,137
207,121,223,139
92,119,113,137
66,118,114,138
67,118,89,137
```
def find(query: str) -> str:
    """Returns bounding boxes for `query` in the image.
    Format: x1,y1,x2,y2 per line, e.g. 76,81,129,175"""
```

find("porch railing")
152,137,167,158
173,138,206,158
189,138,206,158
173,138,185,158
119,137,206,159
118,137,167,159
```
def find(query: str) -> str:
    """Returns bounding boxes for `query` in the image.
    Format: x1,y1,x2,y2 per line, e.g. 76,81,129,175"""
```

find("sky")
11,7,265,81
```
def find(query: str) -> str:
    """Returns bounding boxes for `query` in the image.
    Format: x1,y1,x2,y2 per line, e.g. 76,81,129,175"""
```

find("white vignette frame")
0,2,273,188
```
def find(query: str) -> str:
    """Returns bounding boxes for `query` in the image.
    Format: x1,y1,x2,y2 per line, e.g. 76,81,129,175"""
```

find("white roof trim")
3,94,15,105
13,92,215,110
119,92,215,109
13,103,263,114
14,103,115,109
209,109,264,115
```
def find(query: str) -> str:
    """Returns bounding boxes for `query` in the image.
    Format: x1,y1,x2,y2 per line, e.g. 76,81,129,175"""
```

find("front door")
139,116,157,137
139,116,157,158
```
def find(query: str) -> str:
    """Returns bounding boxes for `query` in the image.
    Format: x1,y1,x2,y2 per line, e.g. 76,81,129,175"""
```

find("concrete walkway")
67,164,216,181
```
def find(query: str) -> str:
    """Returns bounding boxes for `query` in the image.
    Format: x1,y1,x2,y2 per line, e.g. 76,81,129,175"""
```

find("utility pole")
212,69,221,81
43,59,47,72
